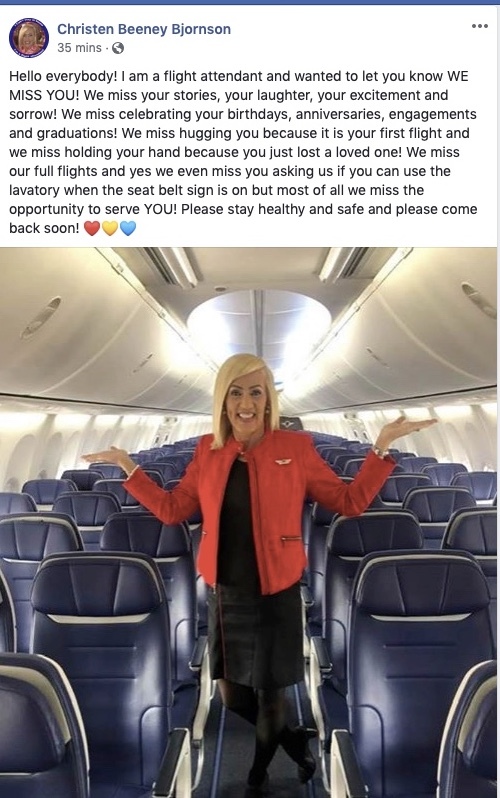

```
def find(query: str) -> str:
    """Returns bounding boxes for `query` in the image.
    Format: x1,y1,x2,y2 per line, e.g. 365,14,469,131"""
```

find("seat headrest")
354,552,490,616
0,674,66,771
101,516,191,557
328,512,422,555
462,681,497,779
444,509,497,555
31,554,164,615
403,488,476,521
22,479,77,504
0,492,37,513
52,492,121,524
0,514,81,559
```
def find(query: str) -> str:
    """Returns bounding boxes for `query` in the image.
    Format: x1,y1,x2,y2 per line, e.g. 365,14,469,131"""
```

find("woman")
83,353,437,795
17,22,43,55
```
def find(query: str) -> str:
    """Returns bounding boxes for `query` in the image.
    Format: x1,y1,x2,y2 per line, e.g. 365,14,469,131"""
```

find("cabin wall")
0,397,496,492
167,416,213,443
303,401,497,471
0,412,163,492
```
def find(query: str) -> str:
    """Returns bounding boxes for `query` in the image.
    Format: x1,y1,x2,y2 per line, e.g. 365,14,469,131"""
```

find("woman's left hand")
374,416,438,450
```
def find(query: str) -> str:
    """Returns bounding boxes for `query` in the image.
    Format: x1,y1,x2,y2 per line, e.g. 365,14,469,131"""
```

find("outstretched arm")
81,446,200,524
305,416,439,515
372,416,439,454
81,446,138,476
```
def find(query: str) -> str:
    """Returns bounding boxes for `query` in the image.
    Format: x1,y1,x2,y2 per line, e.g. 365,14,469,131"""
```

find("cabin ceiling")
112,246,393,333
0,246,496,417
111,246,397,381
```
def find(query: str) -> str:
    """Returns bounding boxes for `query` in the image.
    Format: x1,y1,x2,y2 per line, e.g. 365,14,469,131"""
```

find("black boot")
279,726,317,783
244,771,270,796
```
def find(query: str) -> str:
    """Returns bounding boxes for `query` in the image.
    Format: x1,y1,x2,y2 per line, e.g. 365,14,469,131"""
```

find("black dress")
207,458,304,689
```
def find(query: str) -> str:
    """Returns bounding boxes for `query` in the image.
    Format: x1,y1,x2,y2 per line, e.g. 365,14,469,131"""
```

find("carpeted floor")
194,682,331,797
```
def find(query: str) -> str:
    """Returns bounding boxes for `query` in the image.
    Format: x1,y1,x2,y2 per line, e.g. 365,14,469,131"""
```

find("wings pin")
275,459,292,465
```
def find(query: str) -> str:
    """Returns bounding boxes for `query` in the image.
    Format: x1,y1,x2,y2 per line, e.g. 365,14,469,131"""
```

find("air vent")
21,297,62,339
461,282,496,320
141,248,198,289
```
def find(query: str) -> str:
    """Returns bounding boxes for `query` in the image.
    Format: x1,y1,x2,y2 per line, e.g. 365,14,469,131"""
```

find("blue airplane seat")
333,453,361,472
60,469,103,491
189,523,208,635
323,551,494,798
22,478,78,509
88,463,127,480
399,455,439,473
0,652,89,797
93,479,143,509
317,446,348,464
142,469,165,487
30,552,196,797
442,506,497,653
323,510,423,697
389,451,416,463
421,462,468,486
402,486,476,548
342,458,365,477
100,514,200,686
153,457,186,479
451,471,497,504
99,517,210,788
379,473,432,504
52,491,122,551
0,491,37,515
0,570,15,652
436,659,496,798
306,502,338,636
0,512,83,652
149,462,181,483
163,478,202,525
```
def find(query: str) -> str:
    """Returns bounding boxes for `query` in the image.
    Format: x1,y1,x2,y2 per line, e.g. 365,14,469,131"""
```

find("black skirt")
207,581,304,689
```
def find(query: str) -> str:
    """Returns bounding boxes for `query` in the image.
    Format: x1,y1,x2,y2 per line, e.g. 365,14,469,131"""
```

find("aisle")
194,682,328,797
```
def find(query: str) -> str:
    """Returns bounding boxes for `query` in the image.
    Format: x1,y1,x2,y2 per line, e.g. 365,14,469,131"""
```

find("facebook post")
0,0,497,795
1,4,497,246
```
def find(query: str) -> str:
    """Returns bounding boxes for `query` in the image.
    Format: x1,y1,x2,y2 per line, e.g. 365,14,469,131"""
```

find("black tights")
218,679,288,783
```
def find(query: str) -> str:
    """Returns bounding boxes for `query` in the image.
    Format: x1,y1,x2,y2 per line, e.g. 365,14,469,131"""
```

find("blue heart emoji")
120,221,136,236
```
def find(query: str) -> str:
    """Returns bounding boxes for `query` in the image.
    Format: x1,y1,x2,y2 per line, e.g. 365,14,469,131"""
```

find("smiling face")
225,368,268,446
20,26,36,49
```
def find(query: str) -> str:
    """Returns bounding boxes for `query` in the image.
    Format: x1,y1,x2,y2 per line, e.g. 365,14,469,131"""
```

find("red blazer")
125,430,394,595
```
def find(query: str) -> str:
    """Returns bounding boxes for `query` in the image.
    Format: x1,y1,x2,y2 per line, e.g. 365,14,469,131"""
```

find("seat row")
303,506,497,669
0,510,212,793
0,549,211,796
307,549,496,798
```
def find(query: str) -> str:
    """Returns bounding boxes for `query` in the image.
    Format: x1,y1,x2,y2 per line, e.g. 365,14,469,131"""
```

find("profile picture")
10,18,48,57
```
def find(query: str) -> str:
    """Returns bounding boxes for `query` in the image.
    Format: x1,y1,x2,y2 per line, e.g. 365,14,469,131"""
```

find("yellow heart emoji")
102,220,118,236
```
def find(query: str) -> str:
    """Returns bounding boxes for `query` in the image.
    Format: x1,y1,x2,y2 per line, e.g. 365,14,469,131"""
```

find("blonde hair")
211,353,280,449
18,22,41,50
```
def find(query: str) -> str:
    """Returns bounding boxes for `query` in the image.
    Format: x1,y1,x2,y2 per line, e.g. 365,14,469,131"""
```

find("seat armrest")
188,635,212,789
301,583,314,607
189,635,208,672
152,728,191,798
331,730,367,798
311,635,332,675
308,634,333,779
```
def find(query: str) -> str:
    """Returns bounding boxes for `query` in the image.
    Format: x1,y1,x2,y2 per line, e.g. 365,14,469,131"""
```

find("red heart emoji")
84,221,100,236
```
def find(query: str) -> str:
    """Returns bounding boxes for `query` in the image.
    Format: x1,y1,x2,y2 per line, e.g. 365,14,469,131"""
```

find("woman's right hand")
81,446,138,477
